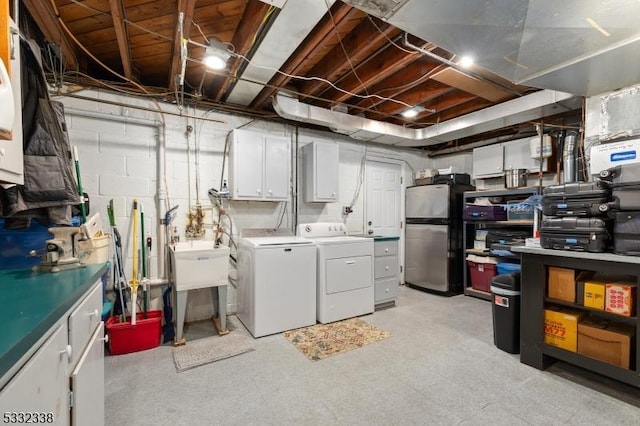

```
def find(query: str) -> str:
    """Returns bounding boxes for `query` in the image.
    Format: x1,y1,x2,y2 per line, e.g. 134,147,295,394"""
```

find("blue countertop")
0,263,108,385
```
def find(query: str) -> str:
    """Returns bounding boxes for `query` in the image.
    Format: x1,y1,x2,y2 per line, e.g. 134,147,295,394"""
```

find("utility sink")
170,241,230,291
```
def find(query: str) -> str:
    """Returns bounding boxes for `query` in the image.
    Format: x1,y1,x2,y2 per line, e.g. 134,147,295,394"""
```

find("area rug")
282,318,391,361
173,332,255,373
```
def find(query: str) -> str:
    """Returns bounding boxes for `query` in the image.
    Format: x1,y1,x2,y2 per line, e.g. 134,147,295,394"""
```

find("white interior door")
365,160,401,237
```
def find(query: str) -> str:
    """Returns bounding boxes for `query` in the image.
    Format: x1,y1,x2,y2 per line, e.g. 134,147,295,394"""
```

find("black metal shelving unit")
463,187,539,301
514,246,640,388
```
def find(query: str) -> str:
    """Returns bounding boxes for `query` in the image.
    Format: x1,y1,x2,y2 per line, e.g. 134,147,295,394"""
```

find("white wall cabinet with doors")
302,141,339,202
473,137,549,179
0,18,24,184
0,280,105,425
229,129,290,201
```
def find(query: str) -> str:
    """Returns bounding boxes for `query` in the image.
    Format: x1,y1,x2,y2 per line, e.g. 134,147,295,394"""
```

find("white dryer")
237,236,317,337
298,223,374,324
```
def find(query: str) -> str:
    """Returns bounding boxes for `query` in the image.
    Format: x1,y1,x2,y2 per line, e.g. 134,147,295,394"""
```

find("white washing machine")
298,222,374,324
237,235,317,337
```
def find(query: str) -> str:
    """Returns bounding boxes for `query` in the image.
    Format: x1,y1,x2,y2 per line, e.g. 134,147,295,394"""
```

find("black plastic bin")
491,272,521,354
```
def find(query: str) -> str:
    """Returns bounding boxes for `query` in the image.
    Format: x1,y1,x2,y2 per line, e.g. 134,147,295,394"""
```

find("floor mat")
172,332,255,372
282,317,391,361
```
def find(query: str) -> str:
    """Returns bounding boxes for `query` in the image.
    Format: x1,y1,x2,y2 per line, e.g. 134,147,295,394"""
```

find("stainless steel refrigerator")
405,182,472,294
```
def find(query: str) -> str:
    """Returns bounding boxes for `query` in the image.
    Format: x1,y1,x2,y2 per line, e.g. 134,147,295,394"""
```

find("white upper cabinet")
473,137,550,178
503,137,548,173
473,144,504,178
229,129,290,201
0,19,23,185
302,141,339,202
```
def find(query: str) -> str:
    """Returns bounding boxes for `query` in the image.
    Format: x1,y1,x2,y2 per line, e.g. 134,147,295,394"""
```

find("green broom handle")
73,146,87,224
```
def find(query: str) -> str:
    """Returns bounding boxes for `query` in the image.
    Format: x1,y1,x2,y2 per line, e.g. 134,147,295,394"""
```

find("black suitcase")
599,164,640,211
463,205,508,221
542,181,611,216
612,211,640,256
540,217,611,252
485,229,531,248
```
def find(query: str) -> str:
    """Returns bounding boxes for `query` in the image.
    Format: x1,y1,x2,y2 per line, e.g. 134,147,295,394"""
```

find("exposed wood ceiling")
20,0,578,150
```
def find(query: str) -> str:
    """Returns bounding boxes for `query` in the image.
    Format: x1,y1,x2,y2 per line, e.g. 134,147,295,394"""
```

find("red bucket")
105,310,162,355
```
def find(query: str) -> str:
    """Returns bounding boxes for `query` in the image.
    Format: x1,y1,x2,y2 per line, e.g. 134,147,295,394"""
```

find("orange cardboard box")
544,307,586,352
583,281,606,310
548,267,582,303
578,317,635,369
605,282,636,317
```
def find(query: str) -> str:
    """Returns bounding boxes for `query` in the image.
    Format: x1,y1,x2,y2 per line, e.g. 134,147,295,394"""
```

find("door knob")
368,229,373,235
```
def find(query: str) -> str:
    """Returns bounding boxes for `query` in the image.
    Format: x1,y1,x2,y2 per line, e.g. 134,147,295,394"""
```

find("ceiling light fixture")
459,55,474,68
202,38,232,70
401,106,425,118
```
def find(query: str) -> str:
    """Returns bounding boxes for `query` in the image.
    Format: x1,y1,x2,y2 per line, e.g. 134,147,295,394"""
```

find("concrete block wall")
60,89,429,322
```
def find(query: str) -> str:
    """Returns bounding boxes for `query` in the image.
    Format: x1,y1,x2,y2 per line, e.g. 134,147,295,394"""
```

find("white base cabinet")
373,239,399,307
0,281,104,426
229,129,290,201
0,325,69,425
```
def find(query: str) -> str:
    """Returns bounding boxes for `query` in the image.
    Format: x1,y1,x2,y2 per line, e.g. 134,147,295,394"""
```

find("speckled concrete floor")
105,285,640,425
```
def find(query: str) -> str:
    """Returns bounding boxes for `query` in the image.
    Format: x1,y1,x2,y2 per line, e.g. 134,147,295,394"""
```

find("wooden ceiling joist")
211,0,273,101
319,41,437,107
168,0,197,91
298,17,399,101
23,0,79,70
108,0,133,79
250,2,361,109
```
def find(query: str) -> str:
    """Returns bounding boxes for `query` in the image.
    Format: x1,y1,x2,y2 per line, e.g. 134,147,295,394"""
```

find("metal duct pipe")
563,131,578,183
427,131,539,157
273,90,579,147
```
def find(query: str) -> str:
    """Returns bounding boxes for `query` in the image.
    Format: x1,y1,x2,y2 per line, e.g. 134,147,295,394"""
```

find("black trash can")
491,272,521,354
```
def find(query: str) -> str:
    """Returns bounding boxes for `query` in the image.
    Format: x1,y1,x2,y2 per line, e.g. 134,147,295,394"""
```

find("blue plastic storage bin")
0,219,52,270
496,262,521,275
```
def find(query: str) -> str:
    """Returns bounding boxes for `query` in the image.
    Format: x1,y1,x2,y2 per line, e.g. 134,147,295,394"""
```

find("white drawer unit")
373,238,399,308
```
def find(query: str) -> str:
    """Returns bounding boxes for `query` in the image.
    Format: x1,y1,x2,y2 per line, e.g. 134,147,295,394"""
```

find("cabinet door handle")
88,309,99,318
59,345,72,361
268,189,273,194
384,248,389,253
345,260,356,265
256,189,261,193
385,266,390,271
100,334,109,344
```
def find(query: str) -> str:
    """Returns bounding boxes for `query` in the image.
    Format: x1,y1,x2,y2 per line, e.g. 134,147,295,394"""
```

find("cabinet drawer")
374,240,398,257
375,277,398,304
68,281,102,367
374,256,398,279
